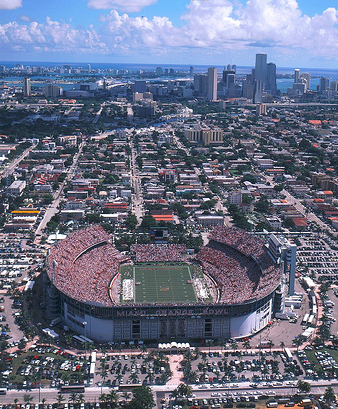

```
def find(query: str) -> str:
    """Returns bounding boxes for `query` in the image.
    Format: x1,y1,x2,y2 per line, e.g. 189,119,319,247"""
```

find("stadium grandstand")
45,225,282,342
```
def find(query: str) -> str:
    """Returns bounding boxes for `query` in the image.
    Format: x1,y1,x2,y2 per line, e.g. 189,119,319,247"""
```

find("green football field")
123,263,197,304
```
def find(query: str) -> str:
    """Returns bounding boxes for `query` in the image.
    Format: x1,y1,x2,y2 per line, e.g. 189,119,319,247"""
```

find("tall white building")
267,234,297,296
301,73,311,92
207,67,217,101
23,77,31,97
255,54,267,88
294,69,300,84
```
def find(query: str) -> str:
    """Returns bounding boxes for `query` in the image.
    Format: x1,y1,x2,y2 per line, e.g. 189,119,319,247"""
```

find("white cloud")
0,18,107,54
20,16,32,22
2,0,338,63
0,0,22,10
87,0,157,12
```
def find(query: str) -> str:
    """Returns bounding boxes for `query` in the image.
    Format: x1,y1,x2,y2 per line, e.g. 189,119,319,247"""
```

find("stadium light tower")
83,321,88,362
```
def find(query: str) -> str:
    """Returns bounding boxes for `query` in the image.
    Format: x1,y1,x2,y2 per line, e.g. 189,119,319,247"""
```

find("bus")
79,335,94,344
72,335,85,344
90,362,95,378
298,399,312,407
267,402,278,408
308,315,315,326
284,347,293,362
302,313,309,325
60,385,85,393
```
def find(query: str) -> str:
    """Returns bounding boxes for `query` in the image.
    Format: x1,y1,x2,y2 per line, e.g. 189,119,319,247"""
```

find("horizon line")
0,60,337,72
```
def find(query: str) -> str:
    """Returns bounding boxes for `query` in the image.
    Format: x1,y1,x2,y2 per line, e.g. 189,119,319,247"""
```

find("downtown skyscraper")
207,67,217,101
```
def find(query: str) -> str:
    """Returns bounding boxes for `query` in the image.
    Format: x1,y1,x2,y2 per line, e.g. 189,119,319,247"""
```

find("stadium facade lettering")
115,306,229,318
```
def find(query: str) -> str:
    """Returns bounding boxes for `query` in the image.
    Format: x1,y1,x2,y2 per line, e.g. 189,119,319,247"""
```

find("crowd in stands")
130,244,186,263
46,224,279,308
209,226,277,272
47,226,128,306
195,226,280,305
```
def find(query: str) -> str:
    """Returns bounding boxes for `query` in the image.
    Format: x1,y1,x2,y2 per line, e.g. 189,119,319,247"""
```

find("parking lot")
179,348,305,387
297,236,338,280
93,350,172,388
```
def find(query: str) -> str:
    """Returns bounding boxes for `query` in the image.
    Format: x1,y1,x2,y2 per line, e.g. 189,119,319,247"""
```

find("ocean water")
0,61,336,93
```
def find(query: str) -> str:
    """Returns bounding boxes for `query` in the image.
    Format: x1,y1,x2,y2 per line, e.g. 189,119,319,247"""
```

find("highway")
1,380,338,406
0,144,35,179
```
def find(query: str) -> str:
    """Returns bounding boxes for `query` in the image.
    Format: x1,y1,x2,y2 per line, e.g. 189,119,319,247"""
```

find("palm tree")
23,394,33,404
280,341,285,352
268,340,274,354
100,369,108,394
324,386,336,404
77,394,85,405
115,374,123,385
294,337,303,352
99,393,107,405
56,394,65,408
122,391,130,401
108,389,119,406
206,339,213,353
231,342,238,353
14,398,19,406
147,371,155,385
42,398,47,409
129,372,139,384
243,340,251,351
69,393,78,404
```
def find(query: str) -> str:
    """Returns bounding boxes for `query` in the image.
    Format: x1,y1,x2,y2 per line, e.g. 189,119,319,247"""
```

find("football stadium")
45,224,281,342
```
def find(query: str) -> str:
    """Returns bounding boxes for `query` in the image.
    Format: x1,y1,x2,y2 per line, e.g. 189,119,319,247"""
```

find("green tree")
140,215,156,230
23,394,33,403
243,340,251,351
86,213,101,223
56,394,65,408
254,196,270,213
99,393,107,404
297,380,311,394
324,386,336,404
125,214,138,231
274,184,284,193
129,386,155,409
77,394,85,404
284,218,295,229
171,383,192,398
69,393,78,404
294,337,304,351
108,389,119,405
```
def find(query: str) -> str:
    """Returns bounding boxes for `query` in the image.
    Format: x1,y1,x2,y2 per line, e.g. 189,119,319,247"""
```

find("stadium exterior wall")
57,288,275,342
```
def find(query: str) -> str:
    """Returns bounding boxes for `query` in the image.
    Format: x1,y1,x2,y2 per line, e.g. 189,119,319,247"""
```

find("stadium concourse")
45,224,281,342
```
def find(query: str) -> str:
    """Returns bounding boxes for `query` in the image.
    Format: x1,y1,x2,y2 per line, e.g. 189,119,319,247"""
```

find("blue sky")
1,0,338,68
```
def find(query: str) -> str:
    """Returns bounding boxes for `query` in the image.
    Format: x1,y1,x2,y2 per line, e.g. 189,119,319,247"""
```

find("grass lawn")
114,262,198,304
304,350,321,371
305,347,338,372
134,263,197,304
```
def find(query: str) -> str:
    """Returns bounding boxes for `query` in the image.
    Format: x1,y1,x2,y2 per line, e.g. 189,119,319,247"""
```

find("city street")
35,141,85,237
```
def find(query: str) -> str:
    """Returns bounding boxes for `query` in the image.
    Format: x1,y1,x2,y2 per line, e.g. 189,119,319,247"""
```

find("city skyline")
1,0,338,68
